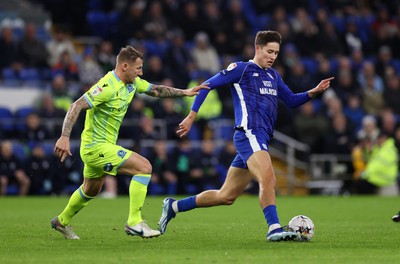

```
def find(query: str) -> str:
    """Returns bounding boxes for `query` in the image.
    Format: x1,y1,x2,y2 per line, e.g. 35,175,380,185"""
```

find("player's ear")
120,63,126,71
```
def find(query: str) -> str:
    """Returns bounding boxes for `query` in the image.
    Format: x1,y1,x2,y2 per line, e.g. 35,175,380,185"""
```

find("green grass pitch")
1,195,400,264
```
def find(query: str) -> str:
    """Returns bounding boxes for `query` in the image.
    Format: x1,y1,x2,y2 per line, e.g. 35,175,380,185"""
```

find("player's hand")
184,83,210,97
308,77,334,97
177,115,195,138
54,135,72,162
317,77,334,90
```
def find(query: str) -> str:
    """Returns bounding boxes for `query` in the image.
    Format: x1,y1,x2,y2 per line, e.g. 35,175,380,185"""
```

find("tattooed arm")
145,83,209,97
60,96,90,137
54,96,90,162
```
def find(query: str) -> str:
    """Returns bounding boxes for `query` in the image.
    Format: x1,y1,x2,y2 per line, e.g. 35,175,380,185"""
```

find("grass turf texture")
1,196,399,264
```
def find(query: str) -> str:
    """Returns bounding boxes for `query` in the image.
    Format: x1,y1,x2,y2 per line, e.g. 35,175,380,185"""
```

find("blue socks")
177,196,197,212
263,205,280,226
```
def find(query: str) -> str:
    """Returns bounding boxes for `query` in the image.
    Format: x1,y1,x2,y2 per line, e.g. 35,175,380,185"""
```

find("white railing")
307,154,353,195
271,130,310,194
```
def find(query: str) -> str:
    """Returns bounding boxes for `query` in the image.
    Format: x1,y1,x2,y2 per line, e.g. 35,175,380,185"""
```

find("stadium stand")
0,0,399,196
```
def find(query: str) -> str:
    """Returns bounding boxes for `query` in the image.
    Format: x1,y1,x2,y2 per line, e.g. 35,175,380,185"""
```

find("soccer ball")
288,215,315,241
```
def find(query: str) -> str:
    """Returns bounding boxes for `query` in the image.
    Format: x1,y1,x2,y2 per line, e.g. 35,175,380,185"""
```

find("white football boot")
125,221,161,238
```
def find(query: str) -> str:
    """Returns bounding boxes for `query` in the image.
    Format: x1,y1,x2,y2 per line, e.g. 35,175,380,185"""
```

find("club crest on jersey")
127,84,134,93
91,86,103,96
117,150,127,158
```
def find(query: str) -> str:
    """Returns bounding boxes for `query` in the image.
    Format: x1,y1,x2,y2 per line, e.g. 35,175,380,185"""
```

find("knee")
218,192,237,205
138,159,152,175
261,175,276,187
83,185,102,197
259,176,276,193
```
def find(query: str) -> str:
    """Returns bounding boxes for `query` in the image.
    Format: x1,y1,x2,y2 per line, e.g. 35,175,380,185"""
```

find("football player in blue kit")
159,30,334,241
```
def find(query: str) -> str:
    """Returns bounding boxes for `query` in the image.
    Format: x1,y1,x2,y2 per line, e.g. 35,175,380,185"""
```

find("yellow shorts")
80,143,132,179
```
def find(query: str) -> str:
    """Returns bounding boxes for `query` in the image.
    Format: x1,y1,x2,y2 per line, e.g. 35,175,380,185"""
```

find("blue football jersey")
191,60,311,136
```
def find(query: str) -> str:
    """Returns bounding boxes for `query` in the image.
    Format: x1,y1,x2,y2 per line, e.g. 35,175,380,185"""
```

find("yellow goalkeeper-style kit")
80,70,151,178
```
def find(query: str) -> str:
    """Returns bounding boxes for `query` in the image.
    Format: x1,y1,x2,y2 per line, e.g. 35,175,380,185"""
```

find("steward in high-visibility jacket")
362,133,398,187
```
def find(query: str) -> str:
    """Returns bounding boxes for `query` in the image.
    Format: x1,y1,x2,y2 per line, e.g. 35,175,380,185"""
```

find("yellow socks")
127,174,151,226
58,185,94,226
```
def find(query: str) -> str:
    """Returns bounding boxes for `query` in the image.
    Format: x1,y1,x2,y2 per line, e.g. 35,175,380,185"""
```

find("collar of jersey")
112,70,121,82
249,60,265,70
112,70,136,86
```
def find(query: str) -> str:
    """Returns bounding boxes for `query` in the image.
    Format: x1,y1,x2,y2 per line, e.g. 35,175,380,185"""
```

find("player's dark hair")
255,31,282,46
117,45,143,64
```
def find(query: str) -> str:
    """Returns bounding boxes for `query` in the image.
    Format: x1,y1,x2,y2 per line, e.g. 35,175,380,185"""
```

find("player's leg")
0,175,8,195
246,150,276,208
158,165,252,234
15,170,30,196
118,151,160,238
118,151,152,226
51,176,105,239
99,175,117,198
247,150,296,241
57,173,106,226
195,166,252,207
51,143,115,239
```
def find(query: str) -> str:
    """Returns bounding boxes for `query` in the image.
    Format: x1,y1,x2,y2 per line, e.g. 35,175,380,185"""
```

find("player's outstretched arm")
54,96,90,162
146,83,210,97
307,77,334,98
177,110,197,138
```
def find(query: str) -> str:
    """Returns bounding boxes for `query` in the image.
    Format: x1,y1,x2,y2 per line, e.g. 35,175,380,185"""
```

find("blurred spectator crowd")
1,0,400,196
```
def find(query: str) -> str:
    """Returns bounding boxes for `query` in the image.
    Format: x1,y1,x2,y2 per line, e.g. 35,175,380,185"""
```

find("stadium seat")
254,15,270,32
0,107,13,118
0,106,14,135
108,11,120,38
19,68,40,80
86,11,108,38
14,106,35,118
391,59,400,74
36,25,51,42
19,68,41,87
142,40,169,59
1,68,18,81
2,67,17,79
14,106,35,132
330,16,346,33
6,184,19,195
184,41,195,50
12,142,28,161
185,123,201,141
40,68,52,81
41,142,55,157
300,57,318,75
12,27,24,41
1,67,20,86
241,0,258,31
312,99,323,112
329,58,339,74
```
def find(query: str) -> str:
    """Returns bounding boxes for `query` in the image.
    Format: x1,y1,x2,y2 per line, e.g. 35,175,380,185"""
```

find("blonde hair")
116,45,143,65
